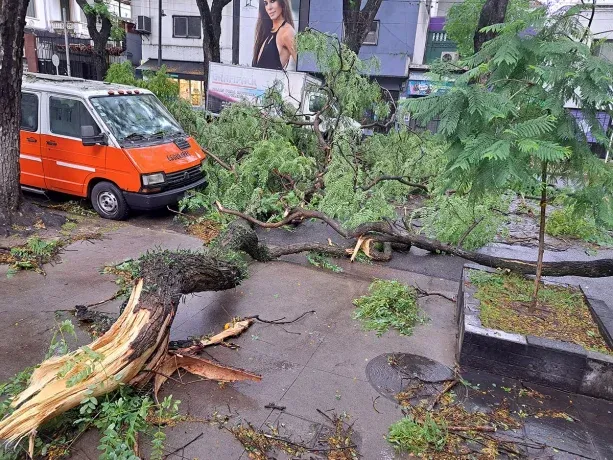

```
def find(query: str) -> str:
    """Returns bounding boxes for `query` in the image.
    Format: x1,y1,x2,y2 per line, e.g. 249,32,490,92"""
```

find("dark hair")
252,0,295,66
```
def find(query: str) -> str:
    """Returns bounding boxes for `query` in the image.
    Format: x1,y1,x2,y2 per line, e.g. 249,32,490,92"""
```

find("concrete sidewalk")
2,222,612,459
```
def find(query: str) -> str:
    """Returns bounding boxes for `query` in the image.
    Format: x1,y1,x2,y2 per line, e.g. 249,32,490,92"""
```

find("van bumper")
122,176,207,210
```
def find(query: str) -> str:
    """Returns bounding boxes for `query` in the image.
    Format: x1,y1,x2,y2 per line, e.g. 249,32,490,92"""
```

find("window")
26,1,36,18
363,20,380,46
50,97,100,139
597,40,613,64
173,16,201,38
21,93,38,131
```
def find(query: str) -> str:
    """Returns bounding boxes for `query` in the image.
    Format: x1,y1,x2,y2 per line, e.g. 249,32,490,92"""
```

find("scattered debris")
229,411,359,459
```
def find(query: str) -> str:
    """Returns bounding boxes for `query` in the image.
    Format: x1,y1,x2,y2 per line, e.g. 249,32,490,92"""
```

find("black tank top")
255,21,286,70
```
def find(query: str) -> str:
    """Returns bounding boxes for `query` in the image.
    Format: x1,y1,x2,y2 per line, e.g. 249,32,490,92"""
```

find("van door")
41,95,106,196
19,92,45,189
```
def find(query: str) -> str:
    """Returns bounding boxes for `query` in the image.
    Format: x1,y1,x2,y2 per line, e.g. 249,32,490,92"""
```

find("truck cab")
20,73,207,220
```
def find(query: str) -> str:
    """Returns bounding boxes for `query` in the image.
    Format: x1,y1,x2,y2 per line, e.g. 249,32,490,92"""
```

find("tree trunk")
0,250,251,443
196,0,230,90
473,0,510,52
76,0,112,81
216,204,613,278
533,161,548,304
342,0,384,56
0,0,29,228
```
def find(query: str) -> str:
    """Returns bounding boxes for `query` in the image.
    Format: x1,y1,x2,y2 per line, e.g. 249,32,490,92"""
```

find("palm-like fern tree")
406,6,613,303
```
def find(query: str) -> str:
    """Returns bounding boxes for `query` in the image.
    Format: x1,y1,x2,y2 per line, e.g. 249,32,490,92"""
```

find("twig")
372,396,381,414
204,149,237,177
427,379,459,411
79,291,122,309
166,206,199,222
360,175,429,193
457,217,484,248
163,432,204,459
247,310,315,325
448,426,496,432
413,284,455,303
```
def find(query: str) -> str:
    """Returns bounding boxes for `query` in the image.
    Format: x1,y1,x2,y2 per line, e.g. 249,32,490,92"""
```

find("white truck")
206,62,324,115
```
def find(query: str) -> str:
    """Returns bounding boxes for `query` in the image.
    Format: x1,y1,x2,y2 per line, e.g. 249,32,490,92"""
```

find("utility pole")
158,0,163,67
62,7,71,76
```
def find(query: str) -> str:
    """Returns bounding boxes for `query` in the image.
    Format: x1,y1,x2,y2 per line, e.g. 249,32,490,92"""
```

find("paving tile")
275,367,403,460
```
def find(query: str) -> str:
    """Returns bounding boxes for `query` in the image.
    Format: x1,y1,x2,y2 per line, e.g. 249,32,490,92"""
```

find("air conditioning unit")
136,15,151,34
441,51,459,62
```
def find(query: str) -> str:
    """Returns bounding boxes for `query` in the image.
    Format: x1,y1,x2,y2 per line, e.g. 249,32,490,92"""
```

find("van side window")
21,93,38,132
49,97,101,139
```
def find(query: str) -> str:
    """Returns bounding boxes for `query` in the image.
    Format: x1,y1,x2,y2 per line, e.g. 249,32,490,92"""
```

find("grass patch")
469,270,612,355
353,279,424,336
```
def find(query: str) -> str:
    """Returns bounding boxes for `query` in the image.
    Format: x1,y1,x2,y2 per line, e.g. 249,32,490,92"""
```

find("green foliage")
82,1,125,41
445,0,530,56
417,192,512,249
353,279,424,336
387,415,448,454
306,252,343,272
105,62,179,103
46,319,78,358
546,204,613,247
406,6,613,243
7,237,64,276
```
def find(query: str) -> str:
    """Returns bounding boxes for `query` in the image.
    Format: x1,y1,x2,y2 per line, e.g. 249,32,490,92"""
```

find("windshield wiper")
149,129,181,140
121,132,146,142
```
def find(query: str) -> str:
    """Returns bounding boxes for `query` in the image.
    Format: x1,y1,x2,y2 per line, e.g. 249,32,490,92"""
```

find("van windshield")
90,94,183,145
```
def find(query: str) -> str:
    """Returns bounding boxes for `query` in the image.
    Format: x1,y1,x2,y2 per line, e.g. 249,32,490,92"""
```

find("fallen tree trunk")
0,251,258,444
216,203,613,278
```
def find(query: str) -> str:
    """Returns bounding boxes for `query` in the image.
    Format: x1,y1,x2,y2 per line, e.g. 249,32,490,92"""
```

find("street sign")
52,54,60,75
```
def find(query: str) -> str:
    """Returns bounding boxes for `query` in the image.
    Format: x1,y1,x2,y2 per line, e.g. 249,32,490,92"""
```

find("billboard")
206,62,319,114
405,80,453,97
247,0,300,71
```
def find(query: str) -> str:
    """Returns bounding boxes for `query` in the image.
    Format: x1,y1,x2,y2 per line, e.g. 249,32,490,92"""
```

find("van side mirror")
81,125,107,146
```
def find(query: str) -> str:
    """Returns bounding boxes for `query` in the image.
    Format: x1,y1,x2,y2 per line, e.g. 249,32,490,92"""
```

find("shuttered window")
173,16,201,39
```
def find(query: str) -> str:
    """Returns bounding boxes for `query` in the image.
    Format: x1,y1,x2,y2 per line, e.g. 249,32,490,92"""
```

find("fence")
35,32,125,80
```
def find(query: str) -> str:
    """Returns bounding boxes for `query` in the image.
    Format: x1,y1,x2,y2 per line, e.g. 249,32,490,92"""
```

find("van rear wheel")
91,182,129,220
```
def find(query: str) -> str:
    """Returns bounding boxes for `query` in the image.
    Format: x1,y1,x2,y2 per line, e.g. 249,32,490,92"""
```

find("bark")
0,250,252,443
0,0,29,227
216,204,613,278
76,0,112,80
533,162,548,303
473,0,510,52
342,0,384,55
196,0,230,89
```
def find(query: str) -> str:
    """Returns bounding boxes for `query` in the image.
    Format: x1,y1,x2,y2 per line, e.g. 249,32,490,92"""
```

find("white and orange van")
19,73,207,220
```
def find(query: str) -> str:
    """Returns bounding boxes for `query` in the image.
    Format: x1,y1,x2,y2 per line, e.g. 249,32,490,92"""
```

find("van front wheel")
91,182,129,220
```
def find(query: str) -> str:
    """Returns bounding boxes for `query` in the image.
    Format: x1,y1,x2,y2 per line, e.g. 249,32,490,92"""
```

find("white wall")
412,1,433,65
134,0,233,64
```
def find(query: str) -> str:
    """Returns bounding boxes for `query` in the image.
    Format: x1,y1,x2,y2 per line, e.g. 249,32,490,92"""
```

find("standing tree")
406,6,613,303
195,0,232,88
0,0,30,229
446,0,529,56
76,0,125,80
342,0,384,55
473,0,510,51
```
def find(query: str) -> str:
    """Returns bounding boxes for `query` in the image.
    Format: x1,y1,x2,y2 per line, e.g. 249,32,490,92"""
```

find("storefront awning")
137,59,204,79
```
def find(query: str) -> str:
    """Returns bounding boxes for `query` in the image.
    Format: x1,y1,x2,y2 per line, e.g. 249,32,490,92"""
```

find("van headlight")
142,172,165,186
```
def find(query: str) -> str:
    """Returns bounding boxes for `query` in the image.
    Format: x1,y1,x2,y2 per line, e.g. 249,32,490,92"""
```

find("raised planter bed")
456,263,613,401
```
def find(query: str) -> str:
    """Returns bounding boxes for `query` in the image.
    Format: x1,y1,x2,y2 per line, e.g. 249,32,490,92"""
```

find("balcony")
424,31,458,64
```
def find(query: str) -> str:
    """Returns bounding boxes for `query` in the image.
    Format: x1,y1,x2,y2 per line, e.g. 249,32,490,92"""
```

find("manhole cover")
366,353,466,404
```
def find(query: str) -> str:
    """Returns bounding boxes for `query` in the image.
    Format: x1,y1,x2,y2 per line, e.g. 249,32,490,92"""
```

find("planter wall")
456,263,613,401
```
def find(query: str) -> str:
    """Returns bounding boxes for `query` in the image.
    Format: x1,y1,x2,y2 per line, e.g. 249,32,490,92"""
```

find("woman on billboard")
252,0,297,70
